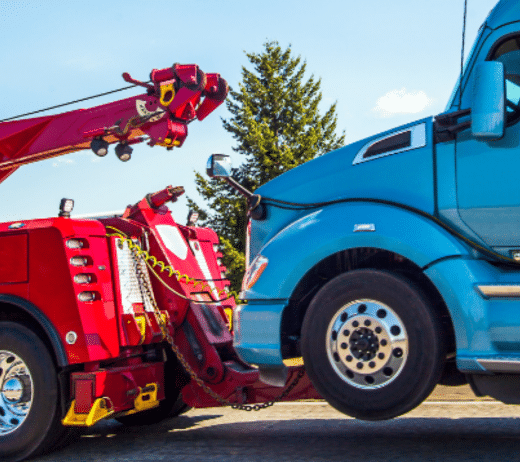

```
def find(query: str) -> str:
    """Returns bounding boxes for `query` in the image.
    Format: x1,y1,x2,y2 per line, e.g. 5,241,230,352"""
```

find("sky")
0,0,499,223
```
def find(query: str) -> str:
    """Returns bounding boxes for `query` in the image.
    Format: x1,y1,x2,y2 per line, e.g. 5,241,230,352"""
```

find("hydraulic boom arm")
0,63,228,183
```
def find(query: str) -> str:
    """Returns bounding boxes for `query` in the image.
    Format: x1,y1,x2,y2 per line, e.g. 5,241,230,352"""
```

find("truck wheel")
0,322,64,462
301,269,445,420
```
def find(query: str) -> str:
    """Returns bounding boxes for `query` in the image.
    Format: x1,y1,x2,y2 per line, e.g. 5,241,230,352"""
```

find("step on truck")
0,64,320,462
209,0,520,421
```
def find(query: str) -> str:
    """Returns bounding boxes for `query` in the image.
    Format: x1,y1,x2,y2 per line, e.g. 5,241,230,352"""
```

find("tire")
0,322,64,462
301,269,445,421
167,395,191,417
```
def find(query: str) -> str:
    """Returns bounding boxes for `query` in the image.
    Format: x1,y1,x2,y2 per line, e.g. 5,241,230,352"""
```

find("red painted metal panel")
0,233,28,284
74,379,94,414
71,361,164,413
17,219,120,364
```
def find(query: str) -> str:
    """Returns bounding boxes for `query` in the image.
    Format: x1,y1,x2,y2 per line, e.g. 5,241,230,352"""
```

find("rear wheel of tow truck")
301,269,445,421
0,322,65,462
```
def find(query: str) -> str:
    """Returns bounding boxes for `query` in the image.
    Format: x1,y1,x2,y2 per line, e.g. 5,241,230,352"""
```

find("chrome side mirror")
205,153,265,219
206,154,232,178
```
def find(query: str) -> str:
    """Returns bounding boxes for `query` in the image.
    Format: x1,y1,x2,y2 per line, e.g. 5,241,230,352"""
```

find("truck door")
455,34,520,256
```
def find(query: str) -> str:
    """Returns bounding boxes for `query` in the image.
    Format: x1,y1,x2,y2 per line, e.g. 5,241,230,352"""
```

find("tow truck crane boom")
0,63,228,181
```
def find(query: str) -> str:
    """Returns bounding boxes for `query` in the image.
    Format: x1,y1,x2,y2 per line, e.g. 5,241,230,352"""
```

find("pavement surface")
31,384,520,462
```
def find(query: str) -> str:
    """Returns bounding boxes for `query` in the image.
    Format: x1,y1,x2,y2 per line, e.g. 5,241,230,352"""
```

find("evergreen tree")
188,41,345,293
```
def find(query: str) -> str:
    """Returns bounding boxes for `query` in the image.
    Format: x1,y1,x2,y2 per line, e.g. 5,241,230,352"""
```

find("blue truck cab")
210,0,520,419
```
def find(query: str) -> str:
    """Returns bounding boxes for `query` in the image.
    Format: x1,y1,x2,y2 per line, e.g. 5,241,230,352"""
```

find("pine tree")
188,41,345,293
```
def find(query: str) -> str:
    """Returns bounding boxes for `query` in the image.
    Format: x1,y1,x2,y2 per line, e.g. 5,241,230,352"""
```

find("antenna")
459,0,468,109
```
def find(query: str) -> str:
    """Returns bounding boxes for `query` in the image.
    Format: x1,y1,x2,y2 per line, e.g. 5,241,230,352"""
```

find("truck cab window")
491,36,520,123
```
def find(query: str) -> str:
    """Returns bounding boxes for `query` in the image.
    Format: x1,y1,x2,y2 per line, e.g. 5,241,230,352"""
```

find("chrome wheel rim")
0,351,33,435
326,299,408,389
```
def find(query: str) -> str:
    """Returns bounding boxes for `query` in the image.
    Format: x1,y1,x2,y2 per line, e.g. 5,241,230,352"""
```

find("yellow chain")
106,226,239,303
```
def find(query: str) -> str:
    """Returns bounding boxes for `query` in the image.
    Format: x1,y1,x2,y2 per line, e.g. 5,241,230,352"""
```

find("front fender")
243,202,470,300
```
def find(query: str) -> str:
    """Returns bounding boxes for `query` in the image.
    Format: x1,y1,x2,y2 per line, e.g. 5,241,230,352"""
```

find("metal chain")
129,243,305,411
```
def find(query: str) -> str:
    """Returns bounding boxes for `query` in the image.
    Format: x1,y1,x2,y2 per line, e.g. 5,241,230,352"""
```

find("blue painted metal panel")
487,0,520,31
249,118,435,260
454,24,520,251
237,251,520,370
425,257,520,372
233,301,286,366
243,202,470,301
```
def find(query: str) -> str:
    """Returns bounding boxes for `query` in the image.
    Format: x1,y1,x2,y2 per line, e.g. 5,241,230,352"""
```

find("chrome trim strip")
477,359,520,373
352,123,427,165
475,285,520,298
71,210,124,219
353,223,375,232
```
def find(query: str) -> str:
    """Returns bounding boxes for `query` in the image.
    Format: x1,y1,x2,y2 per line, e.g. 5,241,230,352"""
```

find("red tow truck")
0,64,319,462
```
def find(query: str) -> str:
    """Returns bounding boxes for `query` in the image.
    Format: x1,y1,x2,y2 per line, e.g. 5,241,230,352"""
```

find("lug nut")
393,348,403,358
390,325,401,336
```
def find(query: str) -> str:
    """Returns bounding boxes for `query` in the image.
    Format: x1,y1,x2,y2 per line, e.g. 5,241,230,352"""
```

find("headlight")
242,255,268,291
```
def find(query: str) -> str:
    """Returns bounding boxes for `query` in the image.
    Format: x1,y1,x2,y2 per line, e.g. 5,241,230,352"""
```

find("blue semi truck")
208,0,520,420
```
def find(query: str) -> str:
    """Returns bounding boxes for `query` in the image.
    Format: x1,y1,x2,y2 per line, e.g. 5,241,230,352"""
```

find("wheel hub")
2,377,24,403
349,328,379,360
0,351,33,435
326,300,408,389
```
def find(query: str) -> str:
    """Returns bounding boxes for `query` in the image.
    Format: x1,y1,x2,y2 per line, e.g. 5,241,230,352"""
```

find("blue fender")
244,201,470,301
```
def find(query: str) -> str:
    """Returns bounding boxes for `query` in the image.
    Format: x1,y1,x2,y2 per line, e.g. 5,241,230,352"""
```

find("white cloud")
373,88,433,117
52,158,75,167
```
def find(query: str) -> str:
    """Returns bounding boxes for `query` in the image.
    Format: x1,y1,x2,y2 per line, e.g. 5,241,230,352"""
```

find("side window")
491,36,520,123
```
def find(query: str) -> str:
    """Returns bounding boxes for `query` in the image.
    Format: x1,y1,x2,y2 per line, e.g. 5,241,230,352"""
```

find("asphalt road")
31,385,520,462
